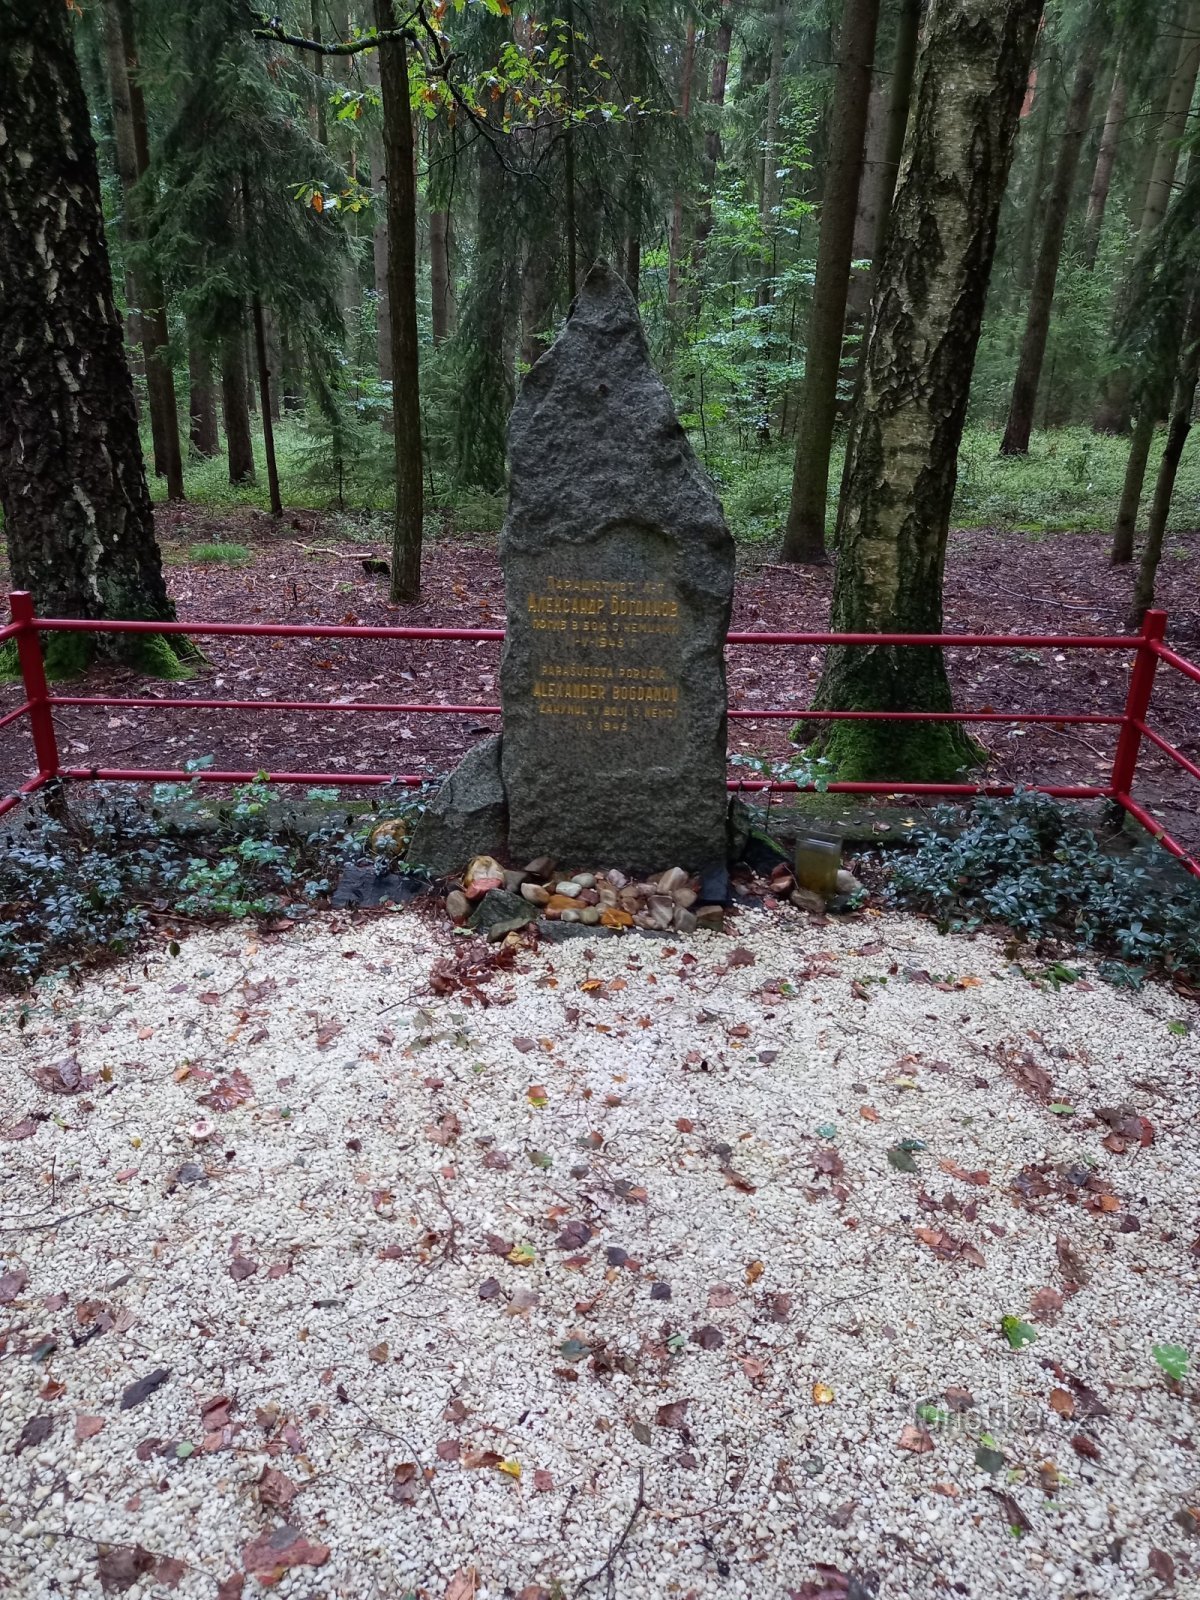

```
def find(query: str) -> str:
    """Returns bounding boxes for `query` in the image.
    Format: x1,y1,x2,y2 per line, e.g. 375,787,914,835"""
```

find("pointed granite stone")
499,261,735,873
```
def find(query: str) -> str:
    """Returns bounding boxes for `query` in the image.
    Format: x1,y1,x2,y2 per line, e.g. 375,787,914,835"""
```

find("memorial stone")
498,261,735,873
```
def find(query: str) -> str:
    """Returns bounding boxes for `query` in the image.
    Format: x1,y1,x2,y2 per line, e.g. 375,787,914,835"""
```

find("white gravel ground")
1,906,1198,1600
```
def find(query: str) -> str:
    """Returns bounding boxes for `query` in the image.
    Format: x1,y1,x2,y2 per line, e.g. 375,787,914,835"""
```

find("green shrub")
884,789,1200,988
0,767,434,989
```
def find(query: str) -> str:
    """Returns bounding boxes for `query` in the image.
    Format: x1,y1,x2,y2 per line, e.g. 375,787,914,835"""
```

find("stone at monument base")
406,734,508,877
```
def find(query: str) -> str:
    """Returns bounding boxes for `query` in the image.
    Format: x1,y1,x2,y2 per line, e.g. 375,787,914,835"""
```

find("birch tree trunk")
1000,11,1105,455
0,0,179,674
781,0,882,563
814,0,1043,780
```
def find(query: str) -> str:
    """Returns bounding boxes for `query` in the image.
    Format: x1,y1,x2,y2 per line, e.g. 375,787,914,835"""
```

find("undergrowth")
884,790,1200,990
0,765,434,991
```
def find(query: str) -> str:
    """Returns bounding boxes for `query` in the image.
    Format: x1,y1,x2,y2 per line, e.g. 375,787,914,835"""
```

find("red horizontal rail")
0,773,47,819
1134,720,1200,784
0,622,21,645
45,694,1123,727
1152,640,1200,688
730,709,1122,724
51,695,501,717
731,779,1112,799
723,631,1138,649
49,771,1120,806
60,766,422,788
0,701,32,733
28,615,1141,650
28,617,505,642
1117,794,1200,878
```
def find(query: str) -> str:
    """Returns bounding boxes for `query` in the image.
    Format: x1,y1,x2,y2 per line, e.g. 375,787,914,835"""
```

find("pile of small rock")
444,856,725,941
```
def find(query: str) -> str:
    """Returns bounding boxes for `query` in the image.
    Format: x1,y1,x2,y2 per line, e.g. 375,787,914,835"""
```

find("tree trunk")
1132,290,1200,619
520,234,557,368
102,0,185,502
264,309,282,421
1139,0,1200,237
842,0,923,423
870,0,922,269
1000,12,1104,456
1082,61,1126,267
666,19,697,310
814,0,1043,779
751,2,787,440
690,0,735,304
188,337,219,459
251,292,283,517
781,0,882,563
375,0,423,602
430,206,453,344
1095,0,1200,434
1110,410,1155,563
1017,59,1057,291
0,0,178,672
221,323,256,485
364,50,392,384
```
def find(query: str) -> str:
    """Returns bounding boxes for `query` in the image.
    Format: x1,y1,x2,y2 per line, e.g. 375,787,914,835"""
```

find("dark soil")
3,507,1198,854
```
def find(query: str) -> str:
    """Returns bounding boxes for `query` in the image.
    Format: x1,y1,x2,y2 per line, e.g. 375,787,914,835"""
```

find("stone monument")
410,261,735,876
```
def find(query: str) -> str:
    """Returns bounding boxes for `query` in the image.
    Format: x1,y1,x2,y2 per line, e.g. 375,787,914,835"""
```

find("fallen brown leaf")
897,1422,933,1454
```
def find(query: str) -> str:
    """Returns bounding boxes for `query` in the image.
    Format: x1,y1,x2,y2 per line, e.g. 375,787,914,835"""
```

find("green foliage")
1152,1343,1191,1382
188,542,253,565
0,770,430,990
885,790,1200,988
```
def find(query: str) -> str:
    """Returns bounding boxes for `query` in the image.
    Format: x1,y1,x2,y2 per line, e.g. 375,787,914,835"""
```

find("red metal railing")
1,591,1197,877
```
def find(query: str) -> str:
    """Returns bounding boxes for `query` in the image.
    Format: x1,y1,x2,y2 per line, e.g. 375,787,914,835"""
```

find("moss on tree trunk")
813,0,1042,782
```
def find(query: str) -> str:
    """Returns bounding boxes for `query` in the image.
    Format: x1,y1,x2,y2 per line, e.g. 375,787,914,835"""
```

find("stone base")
407,734,509,877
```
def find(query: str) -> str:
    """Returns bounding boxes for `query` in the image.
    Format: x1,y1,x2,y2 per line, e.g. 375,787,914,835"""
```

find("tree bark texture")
1096,1,1200,433
782,0,882,563
188,337,219,459
814,0,1043,780
1110,410,1155,563
364,49,392,384
690,0,734,305
220,323,256,484
251,292,283,516
375,0,423,602
1133,289,1200,618
430,206,454,344
1017,59,1057,291
1139,0,1200,237
667,19,697,310
102,0,185,501
0,0,176,665
1082,62,1126,267
1000,10,1104,455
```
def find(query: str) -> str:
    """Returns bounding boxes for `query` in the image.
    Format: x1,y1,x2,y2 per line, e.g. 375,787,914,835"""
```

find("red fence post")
9,591,60,782
1109,608,1167,802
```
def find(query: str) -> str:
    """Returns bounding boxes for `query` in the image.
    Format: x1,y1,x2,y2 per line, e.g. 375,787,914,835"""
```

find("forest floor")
2,510,1198,853
1,905,1196,1598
